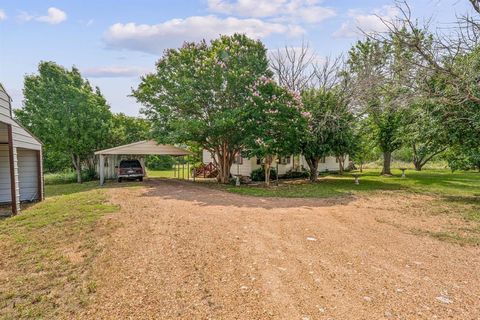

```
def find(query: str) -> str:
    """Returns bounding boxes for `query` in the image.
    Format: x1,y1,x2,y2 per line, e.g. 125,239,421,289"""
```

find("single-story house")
202,150,347,177
0,84,43,215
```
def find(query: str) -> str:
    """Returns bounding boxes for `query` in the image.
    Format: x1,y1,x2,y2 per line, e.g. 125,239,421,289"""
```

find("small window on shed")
320,157,326,163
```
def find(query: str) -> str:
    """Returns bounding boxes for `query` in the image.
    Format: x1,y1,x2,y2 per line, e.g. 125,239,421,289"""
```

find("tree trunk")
337,155,345,175
360,161,363,173
214,144,235,184
412,143,422,171
305,156,319,182
264,155,274,187
414,160,423,171
381,151,392,175
71,154,82,183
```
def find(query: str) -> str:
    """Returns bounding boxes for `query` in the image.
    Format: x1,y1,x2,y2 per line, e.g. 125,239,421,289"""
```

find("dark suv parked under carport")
117,159,144,182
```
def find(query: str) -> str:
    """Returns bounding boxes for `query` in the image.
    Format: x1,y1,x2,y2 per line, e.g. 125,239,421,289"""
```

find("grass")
224,169,480,199
146,165,192,179
44,170,96,185
220,168,480,245
0,181,129,319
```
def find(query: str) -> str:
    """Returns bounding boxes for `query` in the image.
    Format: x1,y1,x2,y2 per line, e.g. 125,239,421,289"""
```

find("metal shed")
94,140,191,185
0,84,43,215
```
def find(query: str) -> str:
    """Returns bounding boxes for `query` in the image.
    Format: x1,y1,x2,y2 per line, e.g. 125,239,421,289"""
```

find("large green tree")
402,100,447,171
301,88,354,181
347,36,416,175
110,113,150,146
15,61,112,183
379,3,480,171
242,77,304,185
133,34,271,183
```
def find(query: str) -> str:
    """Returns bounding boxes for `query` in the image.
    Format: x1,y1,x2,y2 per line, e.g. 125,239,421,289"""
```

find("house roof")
94,140,191,156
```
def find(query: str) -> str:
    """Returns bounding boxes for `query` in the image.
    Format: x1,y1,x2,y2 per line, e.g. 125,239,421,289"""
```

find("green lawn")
224,169,480,198
0,181,139,319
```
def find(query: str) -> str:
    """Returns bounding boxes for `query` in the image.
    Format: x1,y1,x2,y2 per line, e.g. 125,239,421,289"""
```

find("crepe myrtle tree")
133,34,271,183
242,77,305,186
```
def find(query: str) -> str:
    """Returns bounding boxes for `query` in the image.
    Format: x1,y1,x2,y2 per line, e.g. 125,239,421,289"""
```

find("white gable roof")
94,140,191,156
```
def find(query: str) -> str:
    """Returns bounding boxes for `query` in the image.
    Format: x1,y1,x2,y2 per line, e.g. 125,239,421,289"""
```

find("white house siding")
299,155,348,172
202,150,322,176
202,149,214,164
231,157,253,176
17,149,39,201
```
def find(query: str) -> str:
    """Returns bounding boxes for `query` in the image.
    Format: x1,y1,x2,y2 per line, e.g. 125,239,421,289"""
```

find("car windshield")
120,160,141,168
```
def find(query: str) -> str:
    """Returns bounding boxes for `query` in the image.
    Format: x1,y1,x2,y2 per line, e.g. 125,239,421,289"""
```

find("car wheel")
139,177,143,182
117,178,122,183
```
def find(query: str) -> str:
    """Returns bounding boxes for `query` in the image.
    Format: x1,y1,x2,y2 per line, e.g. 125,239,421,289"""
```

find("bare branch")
269,41,317,92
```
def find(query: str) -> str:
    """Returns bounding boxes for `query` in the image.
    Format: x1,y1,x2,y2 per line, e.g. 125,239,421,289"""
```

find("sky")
0,0,474,116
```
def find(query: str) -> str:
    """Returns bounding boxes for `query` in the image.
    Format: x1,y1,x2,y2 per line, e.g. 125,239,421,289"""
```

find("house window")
256,158,262,165
335,157,339,163
320,157,326,163
234,154,243,165
279,156,291,165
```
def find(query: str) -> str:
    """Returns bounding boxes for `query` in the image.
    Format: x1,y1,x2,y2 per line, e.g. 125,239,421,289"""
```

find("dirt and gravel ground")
81,179,480,320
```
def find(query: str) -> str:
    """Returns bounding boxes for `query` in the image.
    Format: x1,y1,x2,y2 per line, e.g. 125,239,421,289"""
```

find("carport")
94,140,191,185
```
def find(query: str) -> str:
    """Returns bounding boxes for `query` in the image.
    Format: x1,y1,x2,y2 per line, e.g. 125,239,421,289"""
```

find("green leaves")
17,62,113,167
242,78,305,160
133,34,272,182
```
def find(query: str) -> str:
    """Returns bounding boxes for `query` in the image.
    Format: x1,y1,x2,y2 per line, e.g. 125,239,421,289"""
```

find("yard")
1,170,479,319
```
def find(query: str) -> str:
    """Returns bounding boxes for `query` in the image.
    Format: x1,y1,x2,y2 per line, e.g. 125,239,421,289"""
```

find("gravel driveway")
81,179,480,319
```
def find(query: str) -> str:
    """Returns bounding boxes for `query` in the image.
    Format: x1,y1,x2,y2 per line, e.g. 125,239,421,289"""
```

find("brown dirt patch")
81,179,480,319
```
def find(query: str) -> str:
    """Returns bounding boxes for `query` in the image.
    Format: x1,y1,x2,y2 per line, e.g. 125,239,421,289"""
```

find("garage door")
17,149,39,202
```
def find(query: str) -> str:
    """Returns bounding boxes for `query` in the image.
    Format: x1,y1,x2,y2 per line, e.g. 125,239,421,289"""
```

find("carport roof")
94,140,191,156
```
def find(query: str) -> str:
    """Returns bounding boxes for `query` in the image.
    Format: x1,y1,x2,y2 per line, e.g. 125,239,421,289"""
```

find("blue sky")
0,0,474,116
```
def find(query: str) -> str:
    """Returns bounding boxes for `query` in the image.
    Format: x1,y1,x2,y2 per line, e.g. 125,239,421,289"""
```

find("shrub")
44,169,97,185
146,155,175,170
251,167,277,182
282,169,310,179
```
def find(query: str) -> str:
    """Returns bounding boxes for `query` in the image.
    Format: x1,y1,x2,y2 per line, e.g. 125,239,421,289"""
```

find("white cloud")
0,9,7,21
333,5,398,38
36,7,67,24
17,11,33,22
83,66,151,78
18,7,67,24
208,0,336,23
104,15,304,54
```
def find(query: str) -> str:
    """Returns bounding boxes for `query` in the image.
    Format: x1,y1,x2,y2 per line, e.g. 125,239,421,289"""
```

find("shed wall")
0,144,11,203
0,89,11,119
